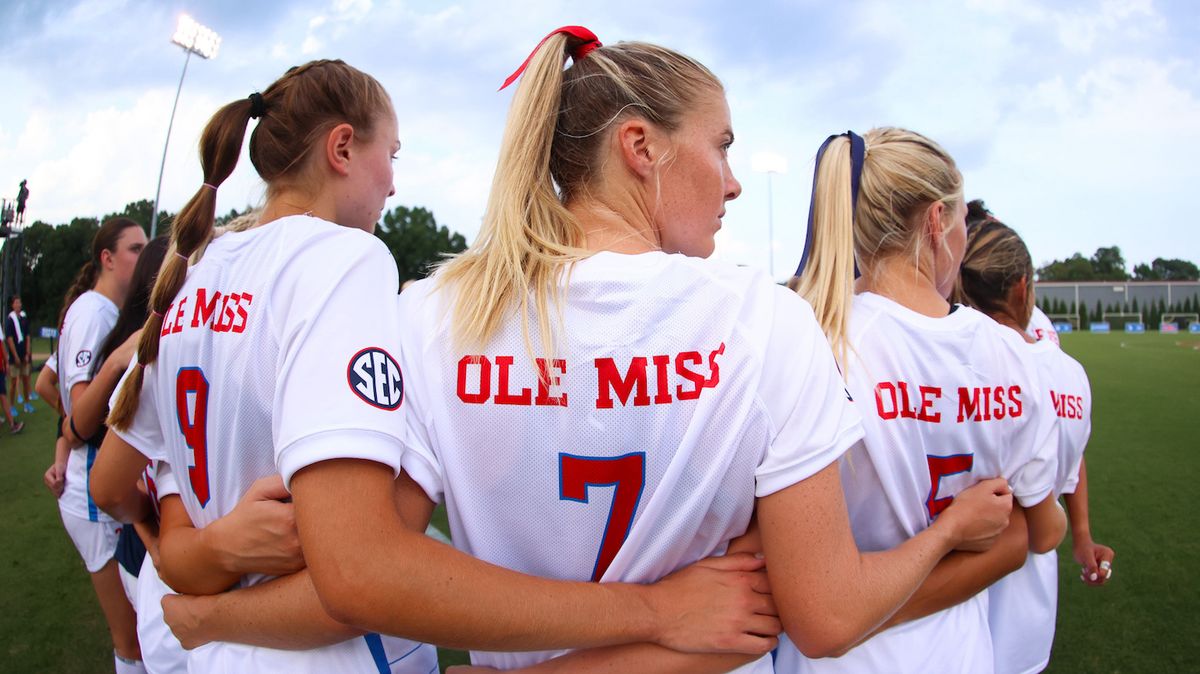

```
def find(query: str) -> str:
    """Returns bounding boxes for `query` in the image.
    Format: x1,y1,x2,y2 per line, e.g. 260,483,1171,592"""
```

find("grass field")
2,333,1196,672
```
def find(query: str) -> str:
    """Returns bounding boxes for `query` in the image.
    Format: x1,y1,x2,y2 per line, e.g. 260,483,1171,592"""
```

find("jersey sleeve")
154,460,181,499
60,301,112,394
108,355,168,462
1059,364,1092,494
273,233,408,490
1006,354,1059,507
755,288,864,497
395,283,445,503
44,352,57,373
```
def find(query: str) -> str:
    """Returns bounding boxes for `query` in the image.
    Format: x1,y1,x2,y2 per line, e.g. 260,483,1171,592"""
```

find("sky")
1,0,1197,280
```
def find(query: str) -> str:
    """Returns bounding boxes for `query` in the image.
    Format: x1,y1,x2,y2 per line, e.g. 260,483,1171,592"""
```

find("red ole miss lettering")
455,344,725,409
872,380,1024,423
160,288,254,337
1050,390,1085,420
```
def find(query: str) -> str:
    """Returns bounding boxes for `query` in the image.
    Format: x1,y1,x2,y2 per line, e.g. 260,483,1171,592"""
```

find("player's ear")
325,123,355,177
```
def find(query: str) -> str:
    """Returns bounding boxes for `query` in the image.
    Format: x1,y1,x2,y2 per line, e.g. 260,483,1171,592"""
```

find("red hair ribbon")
499,25,602,91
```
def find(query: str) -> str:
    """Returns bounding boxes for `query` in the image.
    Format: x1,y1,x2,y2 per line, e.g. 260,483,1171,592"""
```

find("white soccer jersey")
137,461,188,674
111,215,435,674
398,251,862,672
1028,306,1060,346
776,293,1059,674
988,342,1092,674
57,290,119,522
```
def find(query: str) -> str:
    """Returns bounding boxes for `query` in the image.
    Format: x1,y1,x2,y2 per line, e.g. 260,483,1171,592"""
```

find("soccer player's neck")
859,255,951,319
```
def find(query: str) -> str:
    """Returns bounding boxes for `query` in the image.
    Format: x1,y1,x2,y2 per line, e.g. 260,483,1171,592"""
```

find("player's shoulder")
63,291,117,330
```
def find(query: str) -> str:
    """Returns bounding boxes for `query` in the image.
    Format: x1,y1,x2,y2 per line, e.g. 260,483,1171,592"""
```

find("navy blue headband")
794,131,866,277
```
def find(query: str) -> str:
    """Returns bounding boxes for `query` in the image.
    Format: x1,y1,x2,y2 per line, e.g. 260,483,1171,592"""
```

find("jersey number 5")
559,452,646,582
175,367,211,507
925,453,973,519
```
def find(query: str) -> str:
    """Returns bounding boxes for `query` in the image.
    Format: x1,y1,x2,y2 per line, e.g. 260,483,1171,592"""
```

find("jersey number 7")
559,452,646,582
175,367,211,507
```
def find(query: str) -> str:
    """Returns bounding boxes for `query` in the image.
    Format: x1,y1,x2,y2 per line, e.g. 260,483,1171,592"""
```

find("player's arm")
35,363,61,413
161,472,433,650
154,476,305,596
64,348,135,444
43,434,71,497
757,462,1012,658
453,516,775,673
1063,460,1114,585
293,458,775,654
867,506,1028,636
90,424,152,523
1021,492,1067,554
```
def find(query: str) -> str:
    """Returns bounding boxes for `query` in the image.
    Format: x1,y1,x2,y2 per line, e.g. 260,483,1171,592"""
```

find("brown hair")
953,220,1034,327
110,59,392,429
436,34,722,358
58,217,143,330
796,127,963,365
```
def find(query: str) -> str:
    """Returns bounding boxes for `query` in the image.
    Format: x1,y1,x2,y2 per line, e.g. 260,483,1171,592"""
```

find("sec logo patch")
75,350,93,368
347,347,403,410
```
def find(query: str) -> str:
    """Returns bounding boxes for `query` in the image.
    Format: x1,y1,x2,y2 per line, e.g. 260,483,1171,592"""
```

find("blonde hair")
796,127,962,366
953,220,1034,327
110,61,391,430
435,34,722,358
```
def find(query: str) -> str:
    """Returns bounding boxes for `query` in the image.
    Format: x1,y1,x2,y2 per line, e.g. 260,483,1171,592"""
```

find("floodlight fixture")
172,14,221,60
152,14,221,237
752,152,789,278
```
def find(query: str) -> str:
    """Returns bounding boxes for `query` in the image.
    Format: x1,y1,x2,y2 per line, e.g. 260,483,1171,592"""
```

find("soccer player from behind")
783,127,1067,673
143,29,1011,674
90,57,780,673
956,219,1114,674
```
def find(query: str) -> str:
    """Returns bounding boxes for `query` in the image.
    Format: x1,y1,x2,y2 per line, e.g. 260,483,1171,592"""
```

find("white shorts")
60,511,121,573
119,562,139,605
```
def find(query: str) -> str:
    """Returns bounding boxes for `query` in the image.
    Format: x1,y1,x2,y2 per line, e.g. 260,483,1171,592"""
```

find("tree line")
1038,294,1200,328
1036,246,1198,282
12,199,466,330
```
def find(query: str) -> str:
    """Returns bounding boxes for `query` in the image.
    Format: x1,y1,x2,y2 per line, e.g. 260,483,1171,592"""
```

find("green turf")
1045,332,1200,672
3,333,1196,671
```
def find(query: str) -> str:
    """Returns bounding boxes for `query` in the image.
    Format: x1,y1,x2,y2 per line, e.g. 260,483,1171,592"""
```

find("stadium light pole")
752,152,788,279
150,14,221,238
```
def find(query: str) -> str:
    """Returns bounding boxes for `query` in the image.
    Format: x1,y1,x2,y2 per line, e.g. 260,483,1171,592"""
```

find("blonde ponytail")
796,136,858,368
437,32,722,359
437,34,585,361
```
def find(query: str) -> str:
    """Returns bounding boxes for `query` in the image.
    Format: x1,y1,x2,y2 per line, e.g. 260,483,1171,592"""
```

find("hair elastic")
248,92,266,119
500,26,602,90
151,309,164,318
202,183,217,191
175,252,189,262
795,131,866,278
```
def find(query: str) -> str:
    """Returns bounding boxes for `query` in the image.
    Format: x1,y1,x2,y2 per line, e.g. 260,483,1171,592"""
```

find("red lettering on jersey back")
457,356,491,404
535,358,568,406
956,385,1022,422
595,357,650,408
1008,386,1023,418
875,382,899,420
875,382,942,422
957,387,980,422
494,356,532,405
918,385,943,422
651,355,673,404
675,352,706,401
232,293,253,333
192,289,221,328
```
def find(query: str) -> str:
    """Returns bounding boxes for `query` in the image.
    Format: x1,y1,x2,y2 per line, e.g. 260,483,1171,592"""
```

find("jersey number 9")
175,367,211,507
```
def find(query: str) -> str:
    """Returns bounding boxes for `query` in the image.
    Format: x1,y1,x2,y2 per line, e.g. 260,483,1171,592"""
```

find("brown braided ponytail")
109,59,392,429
